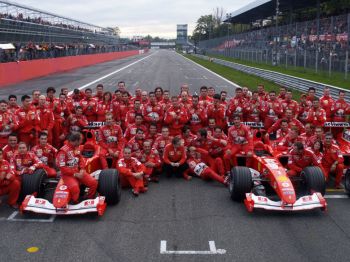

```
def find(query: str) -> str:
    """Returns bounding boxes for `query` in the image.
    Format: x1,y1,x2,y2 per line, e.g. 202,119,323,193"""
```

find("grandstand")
199,0,350,76
0,0,118,45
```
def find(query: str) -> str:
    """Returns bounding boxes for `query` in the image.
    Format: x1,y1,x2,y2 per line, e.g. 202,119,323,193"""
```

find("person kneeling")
0,149,21,208
162,137,189,179
117,147,148,196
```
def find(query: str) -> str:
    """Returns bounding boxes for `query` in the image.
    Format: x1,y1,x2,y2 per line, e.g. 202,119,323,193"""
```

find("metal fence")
198,13,350,79
193,54,350,103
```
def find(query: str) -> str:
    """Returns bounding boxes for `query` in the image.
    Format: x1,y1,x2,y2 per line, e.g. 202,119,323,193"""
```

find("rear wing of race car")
324,122,350,128
227,122,264,128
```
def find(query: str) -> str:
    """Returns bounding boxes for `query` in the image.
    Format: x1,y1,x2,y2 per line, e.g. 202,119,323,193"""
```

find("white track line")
179,53,240,88
7,211,56,222
160,240,226,255
324,195,349,199
68,52,156,95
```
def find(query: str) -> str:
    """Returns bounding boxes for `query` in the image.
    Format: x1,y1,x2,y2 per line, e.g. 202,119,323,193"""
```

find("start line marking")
160,240,226,255
7,211,56,223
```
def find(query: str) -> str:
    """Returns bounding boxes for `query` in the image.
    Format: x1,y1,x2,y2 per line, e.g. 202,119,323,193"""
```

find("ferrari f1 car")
229,141,327,212
20,128,121,216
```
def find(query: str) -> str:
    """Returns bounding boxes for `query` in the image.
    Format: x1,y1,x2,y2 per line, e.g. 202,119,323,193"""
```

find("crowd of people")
0,42,131,63
0,82,349,208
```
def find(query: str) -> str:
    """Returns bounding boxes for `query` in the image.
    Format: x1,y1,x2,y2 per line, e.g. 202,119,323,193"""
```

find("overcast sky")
16,0,256,38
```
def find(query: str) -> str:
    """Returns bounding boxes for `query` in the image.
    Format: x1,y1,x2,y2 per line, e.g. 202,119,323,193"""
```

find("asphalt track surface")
0,50,350,262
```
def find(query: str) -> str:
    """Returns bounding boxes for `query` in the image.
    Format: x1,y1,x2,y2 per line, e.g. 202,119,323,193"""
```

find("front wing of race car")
244,192,327,212
20,195,107,216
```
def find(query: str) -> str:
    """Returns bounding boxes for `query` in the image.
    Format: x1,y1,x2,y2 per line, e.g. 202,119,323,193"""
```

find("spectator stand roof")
225,0,328,24
0,0,107,33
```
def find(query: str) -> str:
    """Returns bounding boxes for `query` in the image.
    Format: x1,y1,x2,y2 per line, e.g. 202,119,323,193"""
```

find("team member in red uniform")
180,91,192,110
331,90,349,122
242,87,251,101
16,95,40,147
298,94,312,124
306,87,317,103
268,109,305,134
56,133,98,203
208,86,215,99
117,147,147,196
10,142,43,177
227,88,246,123
322,132,344,188
0,100,18,148
220,91,228,106
124,114,148,142
300,123,314,147
155,87,164,103
94,84,104,102
199,86,213,108
208,126,228,160
262,90,283,129
277,86,287,101
2,133,18,162
116,91,133,130
127,128,146,154
277,126,304,152
152,126,173,157
181,125,197,148
163,137,189,179
136,141,162,182
143,92,164,131
224,115,253,172
31,90,41,107
67,106,88,134
140,91,149,106
46,87,58,109
80,88,98,122
257,84,268,101
52,93,71,148
99,112,124,168
310,140,324,164
206,94,226,130
0,149,20,208
67,89,85,113
8,95,19,114
31,132,57,178
306,98,326,127
145,124,160,146
125,99,143,126
319,87,334,121
287,142,324,177
161,90,172,111
96,92,113,122
186,146,227,185
164,96,189,136
281,90,299,117
36,95,55,144
187,95,206,134
275,119,290,142
243,91,263,122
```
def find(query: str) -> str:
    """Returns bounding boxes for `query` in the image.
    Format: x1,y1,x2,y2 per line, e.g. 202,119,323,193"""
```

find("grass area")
209,54,350,90
183,54,302,100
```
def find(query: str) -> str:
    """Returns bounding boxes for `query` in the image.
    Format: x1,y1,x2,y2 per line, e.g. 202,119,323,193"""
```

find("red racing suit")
2,145,18,162
117,157,146,192
322,143,344,187
152,135,173,158
96,101,113,122
320,95,334,121
268,118,305,134
331,99,349,122
306,107,326,127
224,124,253,171
206,103,226,129
142,102,164,130
0,111,18,148
287,148,324,177
124,124,148,142
99,124,124,167
281,99,299,116
187,105,206,134
56,143,97,202
261,99,283,129
0,159,21,206
16,106,40,147
31,144,57,178
36,105,55,144
80,98,97,122
10,151,43,177
164,105,189,136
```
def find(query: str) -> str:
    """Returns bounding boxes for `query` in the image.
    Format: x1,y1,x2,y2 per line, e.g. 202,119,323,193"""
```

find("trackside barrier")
193,54,350,103
0,49,148,87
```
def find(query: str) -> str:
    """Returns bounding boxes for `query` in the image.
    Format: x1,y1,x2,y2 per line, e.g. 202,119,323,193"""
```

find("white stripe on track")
68,52,156,95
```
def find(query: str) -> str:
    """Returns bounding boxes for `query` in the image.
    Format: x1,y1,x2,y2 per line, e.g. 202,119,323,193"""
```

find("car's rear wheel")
98,169,121,205
300,166,326,196
229,167,252,201
345,169,350,196
20,169,47,202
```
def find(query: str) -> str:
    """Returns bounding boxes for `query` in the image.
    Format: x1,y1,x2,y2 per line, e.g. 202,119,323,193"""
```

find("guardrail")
192,54,350,102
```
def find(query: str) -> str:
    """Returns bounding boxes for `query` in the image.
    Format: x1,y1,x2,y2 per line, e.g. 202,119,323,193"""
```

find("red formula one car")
20,128,121,216
228,123,327,212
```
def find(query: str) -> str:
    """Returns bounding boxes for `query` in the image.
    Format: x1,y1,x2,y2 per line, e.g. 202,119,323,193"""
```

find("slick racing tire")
301,166,326,196
345,169,350,196
98,169,121,205
20,169,47,202
229,166,252,201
